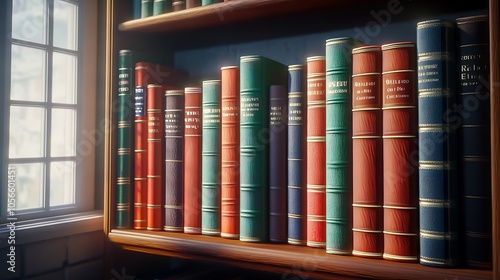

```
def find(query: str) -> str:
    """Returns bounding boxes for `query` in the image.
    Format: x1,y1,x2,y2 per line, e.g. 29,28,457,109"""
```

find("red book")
220,66,240,239
146,84,166,230
184,86,202,234
134,62,186,230
306,56,326,248
351,46,383,257
381,42,418,262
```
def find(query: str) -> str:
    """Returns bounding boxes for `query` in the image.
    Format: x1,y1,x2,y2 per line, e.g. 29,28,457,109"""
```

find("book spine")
153,0,171,15
147,84,165,230
164,89,185,232
141,0,153,18
184,86,202,234
416,19,459,267
351,45,383,258
287,64,306,245
134,85,147,229
172,0,185,11
133,0,141,19
381,42,418,262
221,66,240,239
186,0,201,9
325,37,359,255
269,84,288,243
201,80,222,236
456,14,492,269
306,56,326,248
116,50,134,229
202,0,222,5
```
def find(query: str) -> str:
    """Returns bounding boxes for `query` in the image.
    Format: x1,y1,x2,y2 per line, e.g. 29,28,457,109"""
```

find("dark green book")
141,0,153,18
201,79,222,236
153,0,171,15
325,37,362,254
239,55,287,242
202,0,222,5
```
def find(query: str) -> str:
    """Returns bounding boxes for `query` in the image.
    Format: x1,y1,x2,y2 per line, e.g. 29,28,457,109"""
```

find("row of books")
134,0,225,19
114,14,492,269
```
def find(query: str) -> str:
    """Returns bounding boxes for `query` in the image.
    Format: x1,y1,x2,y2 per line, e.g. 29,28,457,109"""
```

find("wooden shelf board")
118,0,363,33
109,229,492,280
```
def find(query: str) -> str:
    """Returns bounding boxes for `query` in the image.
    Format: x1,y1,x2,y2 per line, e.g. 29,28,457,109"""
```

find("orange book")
306,56,326,248
184,86,202,234
351,45,383,257
146,84,166,230
220,66,240,239
381,42,418,262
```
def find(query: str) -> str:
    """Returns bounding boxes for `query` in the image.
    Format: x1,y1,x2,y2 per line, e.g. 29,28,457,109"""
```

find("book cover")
287,64,307,246
325,37,362,255
220,66,240,239
416,19,459,267
306,55,326,248
381,42,418,262
201,80,222,236
147,84,165,231
269,84,288,243
351,45,383,258
240,55,287,242
456,14,492,269
141,0,153,18
153,0,171,15
164,89,185,232
184,86,202,234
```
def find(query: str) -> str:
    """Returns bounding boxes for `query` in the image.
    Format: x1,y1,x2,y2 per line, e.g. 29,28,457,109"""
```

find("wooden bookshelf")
104,0,500,278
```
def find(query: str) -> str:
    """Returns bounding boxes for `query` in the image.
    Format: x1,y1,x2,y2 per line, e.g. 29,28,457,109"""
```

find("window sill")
0,210,103,246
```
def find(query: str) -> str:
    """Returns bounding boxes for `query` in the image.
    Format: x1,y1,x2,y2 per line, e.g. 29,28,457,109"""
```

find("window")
1,0,98,223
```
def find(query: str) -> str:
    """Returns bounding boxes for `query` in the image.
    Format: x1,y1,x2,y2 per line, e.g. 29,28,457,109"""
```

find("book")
201,80,222,236
381,42,418,262
456,14,492,269
239,55,287,242
184,86,202,234
269,84,288,243
306,55,326,248
220,66,240,239
164,89,185,232
202,0,222,5
186,0,201,9
287,64,307,246
133,0,141,19
416,19,459,267
147,84,165,231
351,45,383,258
325,37,361,255
172,0,185,11
141,0,153,18
153,0,171,15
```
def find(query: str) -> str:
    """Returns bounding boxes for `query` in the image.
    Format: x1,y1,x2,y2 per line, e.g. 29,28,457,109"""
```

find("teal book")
201,80,222,236
240,55,287,242
325,37,362,254
141,0,153,18
153,0,171,15
202,0,222,5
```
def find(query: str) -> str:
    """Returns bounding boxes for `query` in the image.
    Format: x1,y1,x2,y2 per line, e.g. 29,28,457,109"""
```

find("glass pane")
50,161,75,206
10,163,45,211
51,108,76,157
53,0,78,50
12,0,47,44
10,45,46,102
52,52,77,104
9,106,46,158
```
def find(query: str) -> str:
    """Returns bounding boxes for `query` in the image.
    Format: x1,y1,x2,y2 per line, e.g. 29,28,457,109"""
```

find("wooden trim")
490,0,500,278
109,229,492,280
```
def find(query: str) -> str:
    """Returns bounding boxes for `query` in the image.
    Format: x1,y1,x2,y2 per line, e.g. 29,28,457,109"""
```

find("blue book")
416,19,459,267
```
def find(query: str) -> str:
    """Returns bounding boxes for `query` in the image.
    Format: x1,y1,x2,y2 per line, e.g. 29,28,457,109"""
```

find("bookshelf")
103,0,500,279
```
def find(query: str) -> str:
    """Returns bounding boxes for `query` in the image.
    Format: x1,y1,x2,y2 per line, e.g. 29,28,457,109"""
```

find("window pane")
9,106,46,158
12,0,47,44
11,163,45,211
52,52,77,104
50,161,75,206
51,108,76,157
10,45,46,102
53,0,78,50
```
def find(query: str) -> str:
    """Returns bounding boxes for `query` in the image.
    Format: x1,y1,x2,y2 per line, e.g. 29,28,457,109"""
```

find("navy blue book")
456,14,492,269
416,18,459,268
287,64,306,245
269,84,288,243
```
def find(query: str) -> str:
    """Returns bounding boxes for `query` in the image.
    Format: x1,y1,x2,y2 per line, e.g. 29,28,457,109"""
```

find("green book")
201,80,222,236
141,0,153,18
202,0,222,5
325,37,363,254
153,0,171,15
239,55,287,242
